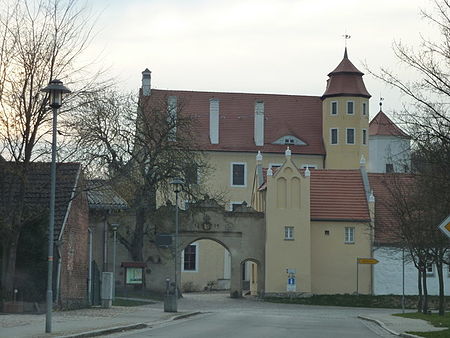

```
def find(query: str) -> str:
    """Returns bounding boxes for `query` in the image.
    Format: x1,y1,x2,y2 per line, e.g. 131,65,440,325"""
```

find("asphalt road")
110,293,397,338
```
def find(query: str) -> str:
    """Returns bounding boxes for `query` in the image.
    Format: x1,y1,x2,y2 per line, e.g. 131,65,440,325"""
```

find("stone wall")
59,184,89,309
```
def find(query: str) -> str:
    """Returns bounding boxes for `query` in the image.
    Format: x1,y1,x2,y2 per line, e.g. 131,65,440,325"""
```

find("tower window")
331,101,338,115
346,128,355,144
330,128,338,145
362,102,367,115
347,101,354,115
386,163,394,173
362,129,367,145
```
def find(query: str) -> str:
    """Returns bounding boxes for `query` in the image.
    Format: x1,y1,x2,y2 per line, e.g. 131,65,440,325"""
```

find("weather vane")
342,33,351,48
379,96,384,110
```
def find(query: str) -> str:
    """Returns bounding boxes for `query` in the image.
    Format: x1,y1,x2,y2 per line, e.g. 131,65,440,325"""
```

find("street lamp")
110,223,120,301
170,177,184,312
41,79,71,333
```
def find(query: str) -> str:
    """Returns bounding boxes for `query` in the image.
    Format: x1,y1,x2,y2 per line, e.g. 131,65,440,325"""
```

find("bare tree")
69,88,215,264
0,0,106,300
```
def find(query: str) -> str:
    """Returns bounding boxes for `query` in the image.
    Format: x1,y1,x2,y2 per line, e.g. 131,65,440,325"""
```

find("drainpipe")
88,227,93,305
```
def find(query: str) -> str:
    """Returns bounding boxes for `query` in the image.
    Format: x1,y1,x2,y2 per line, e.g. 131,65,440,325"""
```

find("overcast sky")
87,0,438,119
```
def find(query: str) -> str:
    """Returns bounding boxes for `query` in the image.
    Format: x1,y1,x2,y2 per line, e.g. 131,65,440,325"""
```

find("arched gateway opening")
152,198,265,298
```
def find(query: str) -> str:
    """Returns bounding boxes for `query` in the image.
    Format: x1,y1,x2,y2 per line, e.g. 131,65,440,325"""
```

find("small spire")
304,167,311,177
256,151,263,162
285,146,291,157
379,96,384,112
360,155,366,167
267,167,273,176
344,46,348,59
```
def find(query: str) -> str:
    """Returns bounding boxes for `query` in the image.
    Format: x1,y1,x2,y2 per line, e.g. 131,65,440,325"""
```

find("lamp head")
41,79,71,108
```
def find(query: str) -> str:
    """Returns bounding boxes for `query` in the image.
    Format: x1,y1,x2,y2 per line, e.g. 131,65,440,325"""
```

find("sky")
86,0,438,120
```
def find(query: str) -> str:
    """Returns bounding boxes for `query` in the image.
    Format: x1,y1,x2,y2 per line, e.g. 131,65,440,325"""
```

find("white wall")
373,247,450,295
369,136,410,173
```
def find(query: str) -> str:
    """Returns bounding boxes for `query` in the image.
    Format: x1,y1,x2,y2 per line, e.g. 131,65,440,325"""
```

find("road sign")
287,277,296,292
438,215,450,239
357,258,379,265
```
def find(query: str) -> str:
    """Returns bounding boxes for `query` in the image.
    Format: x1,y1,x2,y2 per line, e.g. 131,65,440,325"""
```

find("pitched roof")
310,169,370,221
142,89,325,155
322,48,371,99
369,111,410,138
87,180,128,210
259,167,370,221
368,173,415,245
0,162,82,240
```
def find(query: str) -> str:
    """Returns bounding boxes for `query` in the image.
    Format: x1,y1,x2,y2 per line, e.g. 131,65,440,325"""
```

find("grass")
394,312,450,338
112,298,153,307
264,294,450,310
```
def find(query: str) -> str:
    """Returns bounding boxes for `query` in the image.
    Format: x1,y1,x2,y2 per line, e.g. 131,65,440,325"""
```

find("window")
331,101,338,115
345,227,355,244
426,263,434,276
362,102,367,115
284,137,295,145
182,243,198,271
330,128,338,145
347,101,354,114
386,163,394,173
301,164,318,169
346,128,355,144
362,129,367,145
284,226,294,240
184,165,199,184
324,230,330,236
231,162,246,187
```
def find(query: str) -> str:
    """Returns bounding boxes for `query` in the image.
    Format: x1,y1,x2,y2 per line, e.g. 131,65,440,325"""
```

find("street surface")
110,292,397,338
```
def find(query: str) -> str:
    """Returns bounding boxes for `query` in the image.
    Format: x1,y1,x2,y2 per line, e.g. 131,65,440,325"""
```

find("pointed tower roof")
322,48,371,99
369,111,410,138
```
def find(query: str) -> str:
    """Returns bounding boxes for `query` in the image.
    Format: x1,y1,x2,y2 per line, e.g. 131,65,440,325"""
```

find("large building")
135,49,442,296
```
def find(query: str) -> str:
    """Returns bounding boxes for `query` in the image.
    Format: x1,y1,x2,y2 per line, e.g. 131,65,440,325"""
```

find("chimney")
209,98,219,144
254,100,264,146
142,68,151,96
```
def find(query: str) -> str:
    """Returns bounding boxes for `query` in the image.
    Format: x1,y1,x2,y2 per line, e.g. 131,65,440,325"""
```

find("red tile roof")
142,89,325,155
310,170,370,221
259,167,370,221
322,48,371,99
369,111,410,138
368,173,415,245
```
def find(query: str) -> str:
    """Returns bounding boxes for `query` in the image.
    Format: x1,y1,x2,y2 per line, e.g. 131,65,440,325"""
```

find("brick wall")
59,181,89,309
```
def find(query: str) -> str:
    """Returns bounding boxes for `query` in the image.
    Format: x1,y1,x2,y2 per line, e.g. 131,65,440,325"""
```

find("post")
402,247,405,314
113,229,117,299
356,258,359,295
45,105,57,333
174,189,179,303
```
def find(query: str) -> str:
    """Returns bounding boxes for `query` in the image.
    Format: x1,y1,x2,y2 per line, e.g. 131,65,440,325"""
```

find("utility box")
101,272,113,308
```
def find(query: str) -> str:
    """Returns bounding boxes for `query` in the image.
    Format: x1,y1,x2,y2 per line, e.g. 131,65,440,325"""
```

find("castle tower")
321,48,371,169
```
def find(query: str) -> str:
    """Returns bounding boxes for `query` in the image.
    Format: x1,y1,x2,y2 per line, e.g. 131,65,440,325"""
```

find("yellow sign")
445,222,450,232
357,258,379,265
438,215,450,239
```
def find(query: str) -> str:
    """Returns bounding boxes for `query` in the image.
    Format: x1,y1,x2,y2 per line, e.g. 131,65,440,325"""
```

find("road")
110,293,397,338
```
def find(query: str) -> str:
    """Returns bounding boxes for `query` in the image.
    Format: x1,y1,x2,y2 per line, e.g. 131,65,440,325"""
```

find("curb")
58,311,202,338
59,323,148,338
358,315,424,338
173,311,202,320
358,315,400,336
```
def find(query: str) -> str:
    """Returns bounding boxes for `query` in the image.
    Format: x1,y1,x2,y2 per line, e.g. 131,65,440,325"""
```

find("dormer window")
272,135,306,146
284,137,295,145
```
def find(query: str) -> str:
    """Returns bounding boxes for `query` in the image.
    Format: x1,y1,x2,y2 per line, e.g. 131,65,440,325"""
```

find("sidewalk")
359,312,447,337
0,301,196,338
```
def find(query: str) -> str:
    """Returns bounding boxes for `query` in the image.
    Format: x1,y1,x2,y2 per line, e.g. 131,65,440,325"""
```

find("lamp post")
170,178,184,312
110,223,119,300
41,79,71,333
